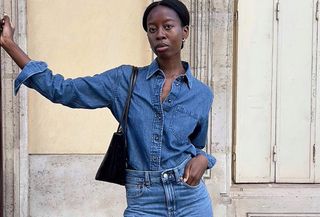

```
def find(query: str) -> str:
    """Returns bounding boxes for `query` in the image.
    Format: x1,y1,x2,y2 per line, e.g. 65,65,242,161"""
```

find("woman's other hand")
183,154,208,186
0,15,15,47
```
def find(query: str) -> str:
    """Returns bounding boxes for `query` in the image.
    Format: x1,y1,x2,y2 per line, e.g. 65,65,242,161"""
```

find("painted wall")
27,0,151,154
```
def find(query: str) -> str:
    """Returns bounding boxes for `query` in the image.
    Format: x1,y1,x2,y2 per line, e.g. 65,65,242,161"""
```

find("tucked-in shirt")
15,59,216,171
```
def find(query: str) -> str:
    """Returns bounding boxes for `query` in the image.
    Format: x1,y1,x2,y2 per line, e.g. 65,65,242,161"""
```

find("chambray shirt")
15,59,216,171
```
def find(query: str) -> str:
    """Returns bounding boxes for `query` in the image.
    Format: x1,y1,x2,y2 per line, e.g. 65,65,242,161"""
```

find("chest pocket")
169,105,199,142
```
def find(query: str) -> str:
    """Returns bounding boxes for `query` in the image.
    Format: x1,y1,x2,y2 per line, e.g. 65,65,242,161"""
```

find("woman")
0,0,216,216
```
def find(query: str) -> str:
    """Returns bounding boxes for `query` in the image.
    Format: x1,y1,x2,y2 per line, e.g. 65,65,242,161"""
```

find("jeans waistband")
125,156,192,186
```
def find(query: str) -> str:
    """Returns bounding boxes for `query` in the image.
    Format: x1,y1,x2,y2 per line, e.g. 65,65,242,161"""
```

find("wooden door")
234,0,275,183
275,0,315,183
235,0,319,183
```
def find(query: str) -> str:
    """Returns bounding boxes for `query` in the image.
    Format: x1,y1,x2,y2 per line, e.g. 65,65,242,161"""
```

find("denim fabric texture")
14,59,216,171
124,156,213,217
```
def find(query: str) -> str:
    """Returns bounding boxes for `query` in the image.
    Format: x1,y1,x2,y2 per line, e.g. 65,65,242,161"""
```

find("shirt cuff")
14,60,48,95
196,149,216,169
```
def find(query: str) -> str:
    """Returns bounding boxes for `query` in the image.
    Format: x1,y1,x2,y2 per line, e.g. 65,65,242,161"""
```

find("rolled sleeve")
196,148,216,169
14,60,48,95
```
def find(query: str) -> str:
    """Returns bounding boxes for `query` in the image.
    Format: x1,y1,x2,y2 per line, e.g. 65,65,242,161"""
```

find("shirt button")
155,113,161,120
175,82,180,86
168,99,172,103
163,173,168,179
154,135,159,141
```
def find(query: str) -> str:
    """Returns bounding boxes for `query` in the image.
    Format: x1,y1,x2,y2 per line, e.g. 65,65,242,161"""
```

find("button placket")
149,74,166,171
150,113,162,170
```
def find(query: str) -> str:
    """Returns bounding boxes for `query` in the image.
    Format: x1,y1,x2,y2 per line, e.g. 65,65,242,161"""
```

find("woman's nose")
156,28,166,40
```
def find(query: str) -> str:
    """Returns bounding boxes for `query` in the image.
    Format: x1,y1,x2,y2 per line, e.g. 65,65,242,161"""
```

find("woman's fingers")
183,162,191,182
2,14,8,26
0,14,15,46
3,15,14,31
0,17,4,32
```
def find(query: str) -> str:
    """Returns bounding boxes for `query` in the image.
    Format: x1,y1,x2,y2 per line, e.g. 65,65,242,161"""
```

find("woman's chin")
155,52,172,60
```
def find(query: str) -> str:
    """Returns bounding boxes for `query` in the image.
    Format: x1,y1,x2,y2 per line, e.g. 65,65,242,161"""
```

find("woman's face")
146,5,189,59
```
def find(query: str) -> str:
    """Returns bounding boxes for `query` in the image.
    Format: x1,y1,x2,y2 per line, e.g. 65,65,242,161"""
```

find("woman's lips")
155,44,169,53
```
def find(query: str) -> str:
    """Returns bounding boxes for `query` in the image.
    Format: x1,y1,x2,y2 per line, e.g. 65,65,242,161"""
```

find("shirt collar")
146,58,193,89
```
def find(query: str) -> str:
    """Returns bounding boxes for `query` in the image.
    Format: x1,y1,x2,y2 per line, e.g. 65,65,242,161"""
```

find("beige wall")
27,0,151,153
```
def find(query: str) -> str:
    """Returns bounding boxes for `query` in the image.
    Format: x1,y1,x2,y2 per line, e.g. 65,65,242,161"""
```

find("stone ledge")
230,184,320,198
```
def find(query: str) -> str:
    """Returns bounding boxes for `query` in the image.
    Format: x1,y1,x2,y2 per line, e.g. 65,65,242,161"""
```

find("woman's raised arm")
1,15,123,111
0,15,31,69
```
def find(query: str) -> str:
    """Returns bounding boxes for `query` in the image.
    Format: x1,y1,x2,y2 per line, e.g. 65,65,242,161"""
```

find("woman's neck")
157,56,185,79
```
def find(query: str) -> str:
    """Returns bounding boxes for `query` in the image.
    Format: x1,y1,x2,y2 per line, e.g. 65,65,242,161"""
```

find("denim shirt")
14,59,216,171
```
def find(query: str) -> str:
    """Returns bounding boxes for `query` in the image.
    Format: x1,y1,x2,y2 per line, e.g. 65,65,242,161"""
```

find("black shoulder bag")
95,66,138,185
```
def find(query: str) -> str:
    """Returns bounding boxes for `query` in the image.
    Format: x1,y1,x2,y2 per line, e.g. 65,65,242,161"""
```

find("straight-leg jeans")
123,156,213,217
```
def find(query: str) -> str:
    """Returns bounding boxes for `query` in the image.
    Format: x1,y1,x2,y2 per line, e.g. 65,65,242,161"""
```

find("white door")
235,0,319,183
275,0,315,183
234,0,275,183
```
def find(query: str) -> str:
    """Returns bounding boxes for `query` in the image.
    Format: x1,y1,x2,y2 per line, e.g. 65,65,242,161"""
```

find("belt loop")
144,172,150,187
173,167,182,183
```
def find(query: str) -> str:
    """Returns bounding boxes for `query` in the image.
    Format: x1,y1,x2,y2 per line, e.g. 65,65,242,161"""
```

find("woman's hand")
0,15,15,47
0,15,30,69
183,155,208,186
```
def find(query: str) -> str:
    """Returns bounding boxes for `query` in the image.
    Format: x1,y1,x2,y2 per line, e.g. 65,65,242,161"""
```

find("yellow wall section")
27,0,152,153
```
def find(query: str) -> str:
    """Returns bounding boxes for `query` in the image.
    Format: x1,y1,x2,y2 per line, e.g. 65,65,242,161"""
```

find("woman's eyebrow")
148,18,176,25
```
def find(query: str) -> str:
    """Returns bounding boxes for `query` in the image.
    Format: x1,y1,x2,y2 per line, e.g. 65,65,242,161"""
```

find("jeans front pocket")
180,179,203,189
125,176,145,199
125,183,145,198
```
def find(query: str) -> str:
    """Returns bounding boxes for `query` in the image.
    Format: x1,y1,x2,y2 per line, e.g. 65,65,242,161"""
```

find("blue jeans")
124,156,213,217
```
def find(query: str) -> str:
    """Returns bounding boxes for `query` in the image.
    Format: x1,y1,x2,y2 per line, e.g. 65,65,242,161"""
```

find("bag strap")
117,66,138,133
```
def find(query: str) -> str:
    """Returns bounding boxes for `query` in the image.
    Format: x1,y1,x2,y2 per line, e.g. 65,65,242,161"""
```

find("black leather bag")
95,66,138,185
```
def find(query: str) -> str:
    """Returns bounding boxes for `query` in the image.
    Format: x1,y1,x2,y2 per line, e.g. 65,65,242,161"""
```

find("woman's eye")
164,25,173,30
148,27,156,33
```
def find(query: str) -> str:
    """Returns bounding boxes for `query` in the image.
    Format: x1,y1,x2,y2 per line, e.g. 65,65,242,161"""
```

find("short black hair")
142,0,190,32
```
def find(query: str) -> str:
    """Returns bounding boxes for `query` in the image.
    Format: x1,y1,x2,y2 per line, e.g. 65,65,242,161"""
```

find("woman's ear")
182,25,189,40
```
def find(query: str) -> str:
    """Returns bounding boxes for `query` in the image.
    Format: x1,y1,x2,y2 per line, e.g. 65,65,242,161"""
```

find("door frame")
0,0,29,216
1,54,3,217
